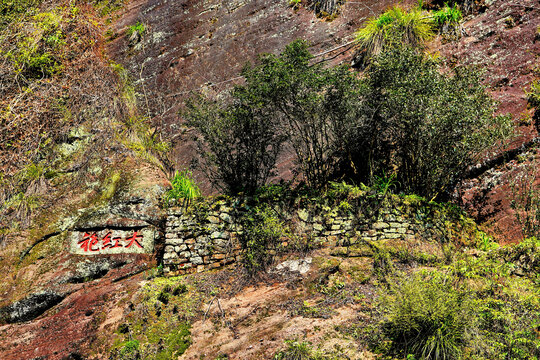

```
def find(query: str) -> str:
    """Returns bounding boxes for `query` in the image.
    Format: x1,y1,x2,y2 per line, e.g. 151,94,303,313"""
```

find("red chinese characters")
125,231,143,248
78,232,99,252
77,231,144,252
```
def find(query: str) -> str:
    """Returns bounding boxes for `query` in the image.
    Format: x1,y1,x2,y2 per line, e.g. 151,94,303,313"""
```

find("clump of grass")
355,6,434,66
164,170,201,207
289,0,301,9
274,339,313,360
432,3,462,27
378,274,476,360
527,79,540,110
126,21,145,37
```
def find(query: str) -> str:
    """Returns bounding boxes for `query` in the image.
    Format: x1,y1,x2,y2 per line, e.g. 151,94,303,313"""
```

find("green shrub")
186,41,511,200
164,170,201,207
353,46,512,200
432,3,462,26
0,0,40,27
186,40,363,190
476,296,540,359
379,275,476,359
127,21,145,37
241,205,289,275
354,7,434,66
274,340,314,360
185,88,286,194
114,340,139,360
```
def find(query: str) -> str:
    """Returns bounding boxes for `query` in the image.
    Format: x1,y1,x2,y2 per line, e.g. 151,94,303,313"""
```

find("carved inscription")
70,228,154,255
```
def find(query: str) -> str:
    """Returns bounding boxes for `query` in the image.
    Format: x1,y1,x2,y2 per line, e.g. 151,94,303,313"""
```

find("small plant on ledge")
164,170,201,208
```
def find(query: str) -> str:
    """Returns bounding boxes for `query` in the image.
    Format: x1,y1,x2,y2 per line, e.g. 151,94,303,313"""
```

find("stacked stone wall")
163,195,476,276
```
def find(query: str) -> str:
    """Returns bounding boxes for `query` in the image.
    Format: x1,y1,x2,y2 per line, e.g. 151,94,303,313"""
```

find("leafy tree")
186,40,363,191
351,46,512,200
186,42,511,200
246,40,363,188
185,87,285,194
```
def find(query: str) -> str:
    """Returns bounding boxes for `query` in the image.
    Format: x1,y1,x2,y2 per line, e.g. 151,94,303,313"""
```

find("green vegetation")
186,40,512,200
0,0,40,28
184,81,286,194
109,276,195,359
307,0,344,19
527,79,540,121
127,21,145,37
110,62,170,169
363,238,540,360
4,10,66,79
379,274,476,359
510,160,540,239
164,170,201,207
289,0,301,9
355,7,434,66
360,46,512,199
274,339,349,360
432,3,462,27
241,205,290,275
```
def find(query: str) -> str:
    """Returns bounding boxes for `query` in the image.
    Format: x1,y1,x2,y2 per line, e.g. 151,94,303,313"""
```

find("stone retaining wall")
163,194,476,276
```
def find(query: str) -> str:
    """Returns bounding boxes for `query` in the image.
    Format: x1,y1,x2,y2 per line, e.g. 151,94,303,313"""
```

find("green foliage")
127,21,145,37
432,3,462,26
274,340,314,360
186,40,363,191
510,161,540,239
93,0,125,18
0,0,40,27
185,83,286,194
476,296,540,359
4,10,66,79
186,41,511,200
528,80,540,107
164,170,201,207
274,339,349,360
241,205,289,275
476,232,499,251
154,325,191,360
355,46,512,200
289,0,301,9
527,79,540,121
355,7,434,66
110,277,193,360
499,237,540,274
372,171,399,195
118,340,139,359
379,274,476,359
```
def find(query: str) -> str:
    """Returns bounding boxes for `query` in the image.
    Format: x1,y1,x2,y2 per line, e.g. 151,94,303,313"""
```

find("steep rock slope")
107,0,415,190
437,0,539,241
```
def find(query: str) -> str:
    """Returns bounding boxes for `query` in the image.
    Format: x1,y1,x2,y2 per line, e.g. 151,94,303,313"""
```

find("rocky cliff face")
108,0,539,240
0,0,538,359
107,0,416,190
437,0,540,242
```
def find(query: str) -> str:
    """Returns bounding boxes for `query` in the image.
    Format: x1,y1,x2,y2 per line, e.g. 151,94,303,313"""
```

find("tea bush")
185,41,512,200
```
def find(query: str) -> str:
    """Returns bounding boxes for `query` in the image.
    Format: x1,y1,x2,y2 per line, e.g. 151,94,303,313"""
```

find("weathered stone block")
208,216,220,224
191,256,203,265
373,222,389,230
